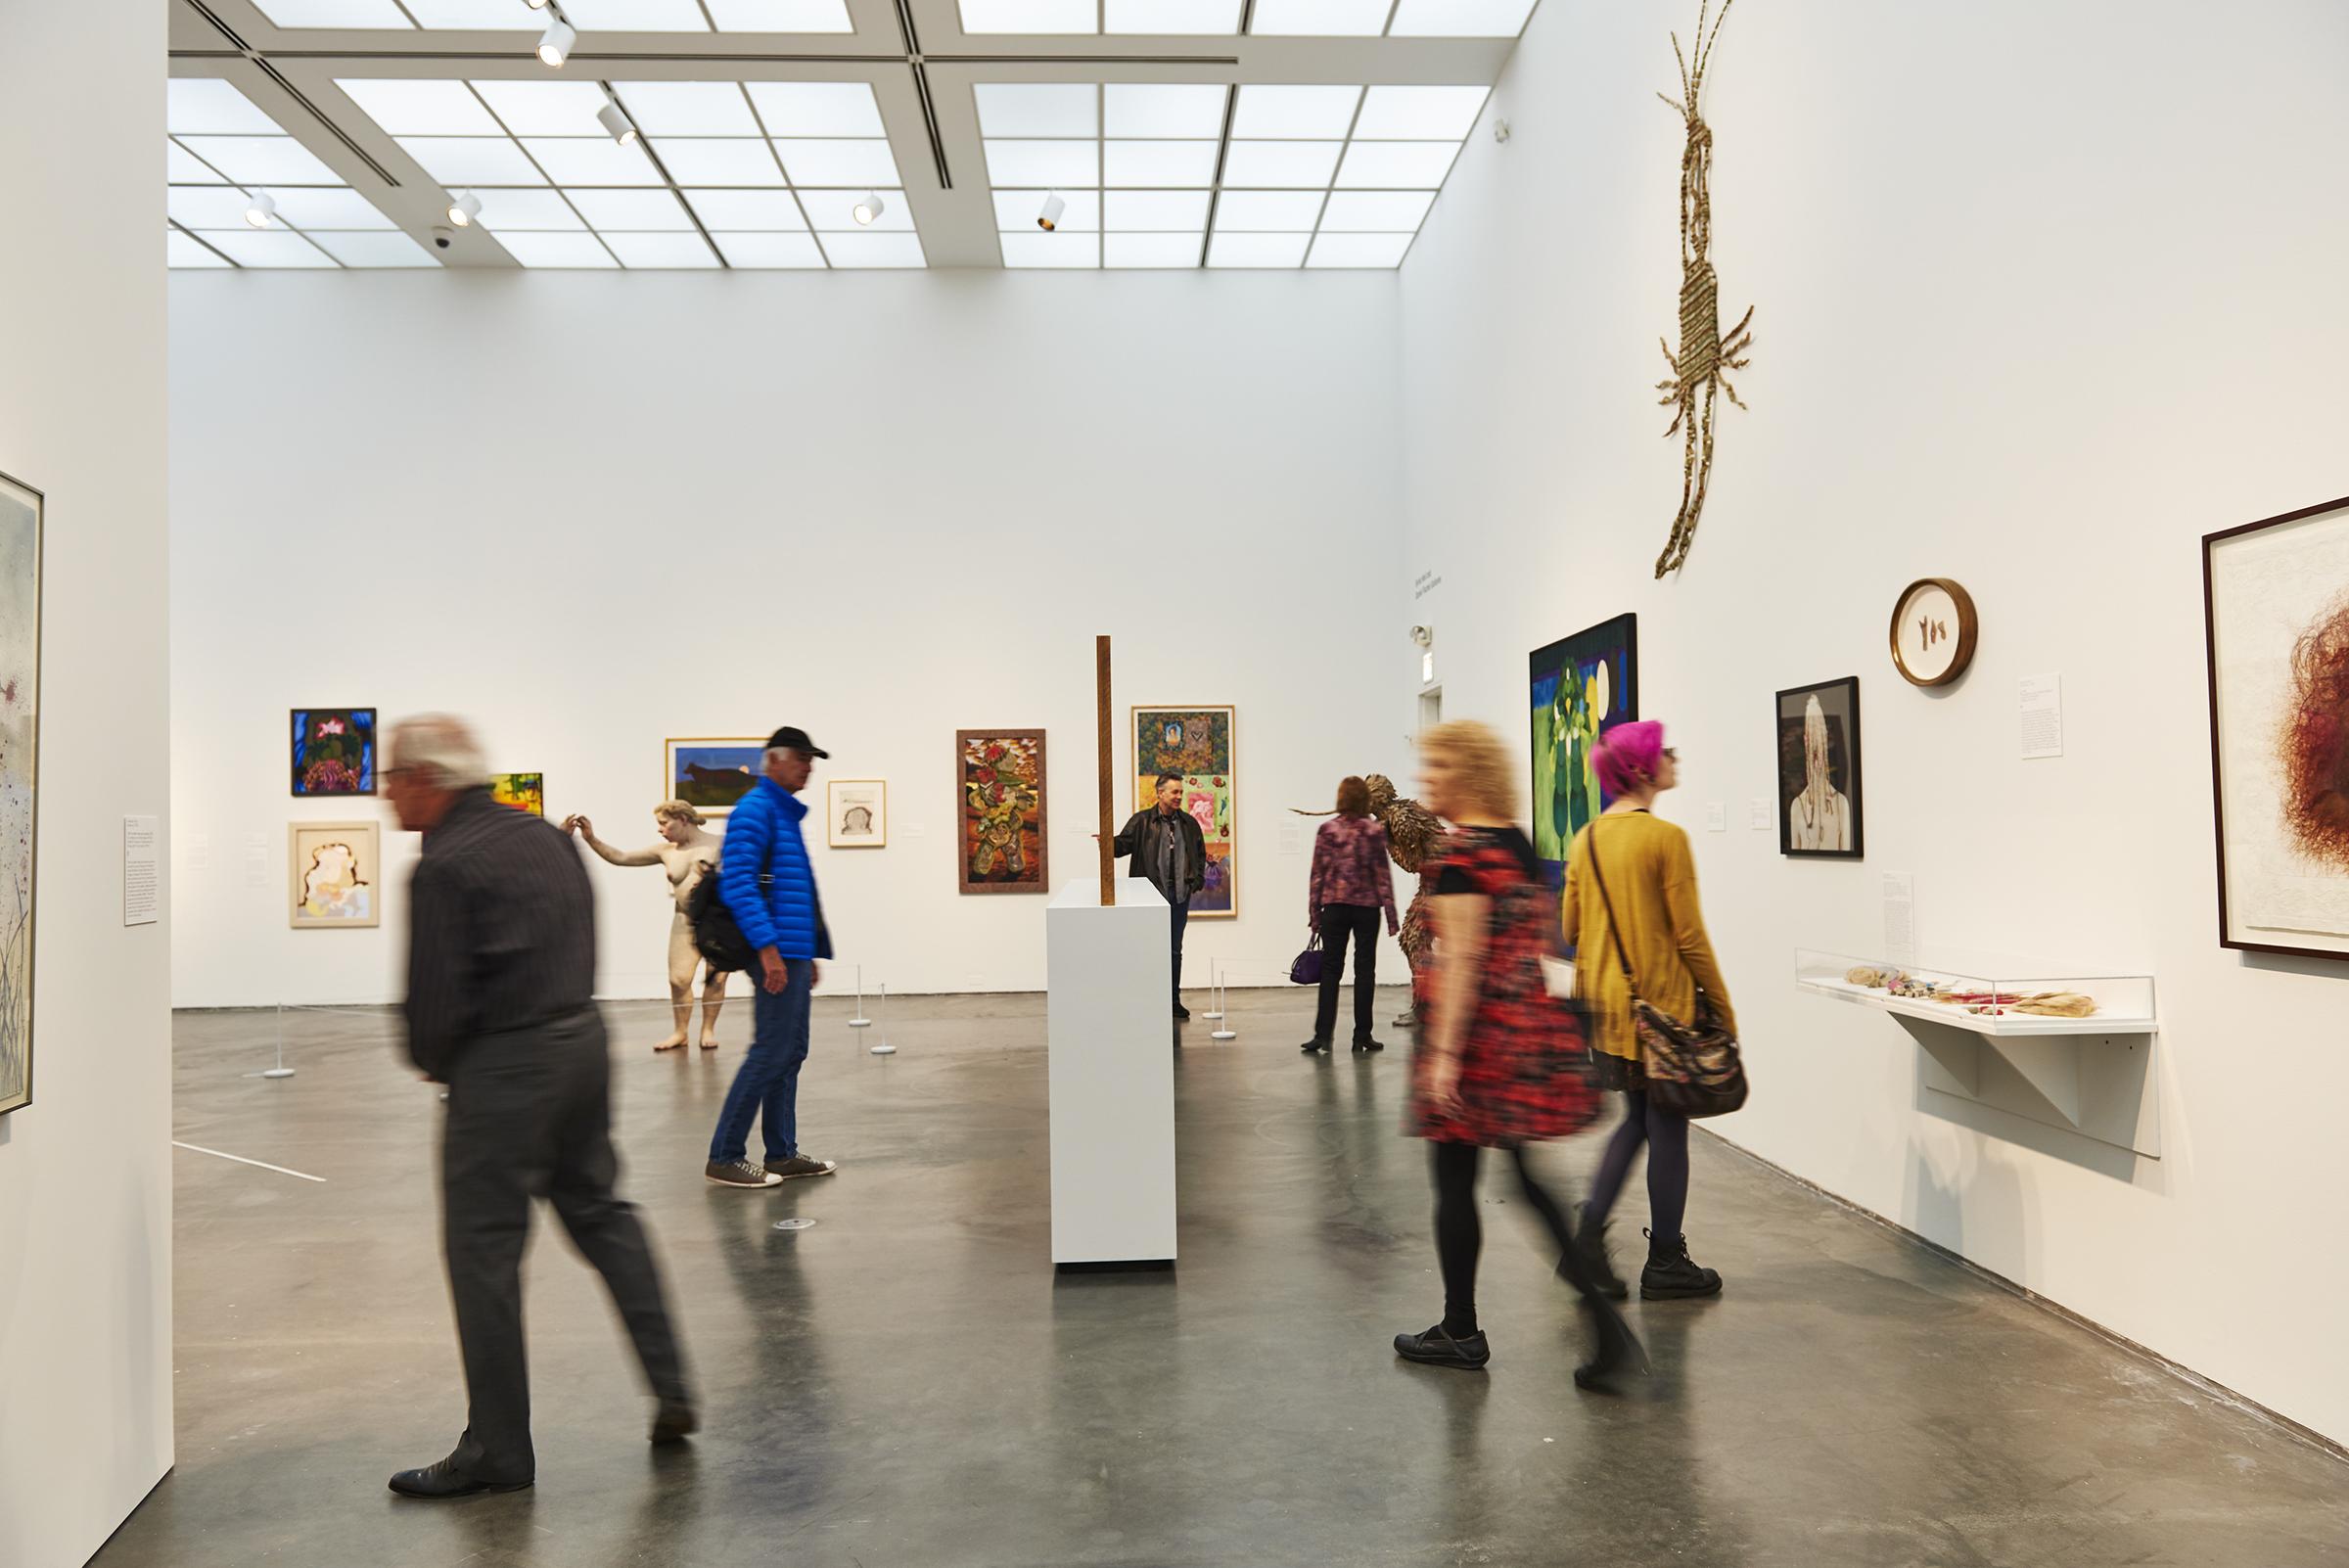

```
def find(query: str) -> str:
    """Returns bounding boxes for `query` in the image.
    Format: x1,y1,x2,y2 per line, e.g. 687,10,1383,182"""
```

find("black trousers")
441,1009,689,1481
1313,902,1381,1042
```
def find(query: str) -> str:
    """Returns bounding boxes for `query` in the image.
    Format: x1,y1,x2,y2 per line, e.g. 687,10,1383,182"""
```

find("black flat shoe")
1300,1038,1332,1054
388,1457,532,1499
1351,1038,1386,1052
1393,1323,1490,1370
650,1399,699,1445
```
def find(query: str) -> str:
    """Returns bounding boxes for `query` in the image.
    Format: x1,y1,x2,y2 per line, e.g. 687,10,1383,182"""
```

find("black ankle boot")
1639,1228,1724,1300
1574,1202,1630,1301
1572,1299,1649,1392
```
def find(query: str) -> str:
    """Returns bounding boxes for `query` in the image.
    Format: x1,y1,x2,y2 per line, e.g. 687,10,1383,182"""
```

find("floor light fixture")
537,13,576,68
852,191,885,225
1037,191,1066,232
597,98,638,146
243,190,277,228
447,190,483,227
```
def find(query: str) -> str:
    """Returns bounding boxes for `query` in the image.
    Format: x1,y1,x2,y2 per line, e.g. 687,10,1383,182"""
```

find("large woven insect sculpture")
1652,0,1753,579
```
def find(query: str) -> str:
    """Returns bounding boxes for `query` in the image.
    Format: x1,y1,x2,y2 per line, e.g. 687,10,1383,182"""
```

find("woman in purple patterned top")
1302,776,1401,1054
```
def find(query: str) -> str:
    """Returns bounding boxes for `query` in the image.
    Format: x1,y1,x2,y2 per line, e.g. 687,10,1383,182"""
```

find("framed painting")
1131,706,1236,917
1529,615,1638,883
2205,495,2349,958
828,779,887,849
666,738,763,816
292,708,376,797
290,820,381,930
0,470,42,1116
958,731,1046,894
489,772,545,815
1776,676,1864,858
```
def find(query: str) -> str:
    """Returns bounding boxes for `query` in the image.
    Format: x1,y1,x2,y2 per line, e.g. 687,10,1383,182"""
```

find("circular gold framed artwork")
1889,578,1978,687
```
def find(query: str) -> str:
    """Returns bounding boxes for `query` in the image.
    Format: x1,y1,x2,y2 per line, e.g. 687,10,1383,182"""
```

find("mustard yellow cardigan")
1563,810,1737,1062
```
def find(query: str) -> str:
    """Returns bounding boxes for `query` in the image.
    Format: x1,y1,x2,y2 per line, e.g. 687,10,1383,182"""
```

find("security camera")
1409,625,1434,649
431,225,457,251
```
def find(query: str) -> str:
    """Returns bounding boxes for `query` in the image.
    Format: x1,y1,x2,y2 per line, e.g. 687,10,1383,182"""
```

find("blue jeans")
1169,900,1189,1011
707,959,812,1165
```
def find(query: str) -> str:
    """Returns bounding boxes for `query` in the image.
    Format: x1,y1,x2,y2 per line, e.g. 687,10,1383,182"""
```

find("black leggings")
1584,1090,1690,1249
1431,1141,1612,1337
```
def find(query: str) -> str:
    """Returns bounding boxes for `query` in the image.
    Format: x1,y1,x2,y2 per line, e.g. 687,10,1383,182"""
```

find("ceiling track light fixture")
537,13,576,69
852,191,885,225
524,0,552,7
243,190,277,228
447,190,483,227
597,98,638,146
1037,191,1066,232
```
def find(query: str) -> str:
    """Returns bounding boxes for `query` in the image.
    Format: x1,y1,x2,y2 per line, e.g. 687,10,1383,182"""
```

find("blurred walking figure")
384,715,694,1499
1301,775,1399,1054
1562,719,1735,1302
1395,720,1643,1388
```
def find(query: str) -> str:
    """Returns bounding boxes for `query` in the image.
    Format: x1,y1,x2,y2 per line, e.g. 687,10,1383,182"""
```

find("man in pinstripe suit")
384,715,694,1499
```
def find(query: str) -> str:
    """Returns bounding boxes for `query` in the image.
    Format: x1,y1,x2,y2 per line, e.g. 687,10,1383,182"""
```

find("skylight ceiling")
250,0,855,31
336,78,923,267
979,82,1484,268
167,78,436,268
956,0,1537,37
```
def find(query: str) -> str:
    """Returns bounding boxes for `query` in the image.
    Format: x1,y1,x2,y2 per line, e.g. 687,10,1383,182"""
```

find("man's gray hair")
392,714,489,789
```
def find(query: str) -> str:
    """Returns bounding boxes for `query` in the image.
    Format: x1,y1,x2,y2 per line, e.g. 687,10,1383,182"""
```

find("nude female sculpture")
565,802,730,1051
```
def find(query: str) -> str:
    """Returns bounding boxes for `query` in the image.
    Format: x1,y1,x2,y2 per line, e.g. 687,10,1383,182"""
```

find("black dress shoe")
388,1457,532,1499
1173,1003,1191,1021
650,1399,699,1445
1351,1037,1386,1053
1300,1037,1332,1054
1393,1323,1491,1370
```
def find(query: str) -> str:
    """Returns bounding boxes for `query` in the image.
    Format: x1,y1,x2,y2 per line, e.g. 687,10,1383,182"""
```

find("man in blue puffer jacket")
704,726,839,1188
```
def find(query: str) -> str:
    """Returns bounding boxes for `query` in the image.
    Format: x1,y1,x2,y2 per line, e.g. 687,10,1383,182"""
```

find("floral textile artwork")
958,730,1047,894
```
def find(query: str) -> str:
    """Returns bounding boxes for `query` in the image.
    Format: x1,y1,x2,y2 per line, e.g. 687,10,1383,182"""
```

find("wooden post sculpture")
1096,634,1116,906
1653,0,1753,579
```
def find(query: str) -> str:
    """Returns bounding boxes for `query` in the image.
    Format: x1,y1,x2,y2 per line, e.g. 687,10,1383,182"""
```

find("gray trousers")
440,1008,688,1481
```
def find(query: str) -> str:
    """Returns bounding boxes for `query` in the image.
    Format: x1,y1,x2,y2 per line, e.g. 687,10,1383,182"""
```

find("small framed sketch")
828,779,887,848
290,820,381,929
1776,676,1864,858
292,708,377,796
666,738,763,816
489,772,544,815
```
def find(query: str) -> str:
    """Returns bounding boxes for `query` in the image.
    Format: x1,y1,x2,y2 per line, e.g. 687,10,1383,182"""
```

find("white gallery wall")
169,272,1411,1009
0,1,175,1564
1397,0,2349,1443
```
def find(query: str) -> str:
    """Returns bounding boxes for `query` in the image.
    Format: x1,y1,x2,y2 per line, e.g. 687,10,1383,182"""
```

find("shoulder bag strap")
1583,820,1642,1000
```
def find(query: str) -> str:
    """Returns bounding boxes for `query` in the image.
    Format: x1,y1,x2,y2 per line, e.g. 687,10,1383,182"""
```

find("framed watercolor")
489,772,545,816
1529,614,1638,884
1889,578,1978,687
0,470,42,1116
1131,707,1236,917
292,708,377,796
666,737,763,817
828,779,888,849
958,731,1046,894
290,820,381,930
1776,676,1865,858
2204,495,2349,959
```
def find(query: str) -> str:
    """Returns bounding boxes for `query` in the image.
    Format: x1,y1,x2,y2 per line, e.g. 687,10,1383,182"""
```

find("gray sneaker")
768,1153,837,1180
705,1159,781,1188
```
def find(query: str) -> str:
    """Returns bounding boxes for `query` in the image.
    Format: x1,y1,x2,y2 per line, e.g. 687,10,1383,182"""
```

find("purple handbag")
1290,935,1324,986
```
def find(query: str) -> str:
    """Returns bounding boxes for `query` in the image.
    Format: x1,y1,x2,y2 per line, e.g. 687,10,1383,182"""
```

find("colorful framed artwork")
0,470,43,1117
828,779,887,849
292,708,376,797
666,738,763,816
290,820,381,930
2204,495,2349,959
489,772,545,816
1776,676,1864,858
1529,615,1638,883
958,731,1047,894
1131,706,1236,917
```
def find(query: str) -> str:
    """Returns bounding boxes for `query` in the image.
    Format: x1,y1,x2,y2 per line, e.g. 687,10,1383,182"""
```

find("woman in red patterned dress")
1396,721,1645,1388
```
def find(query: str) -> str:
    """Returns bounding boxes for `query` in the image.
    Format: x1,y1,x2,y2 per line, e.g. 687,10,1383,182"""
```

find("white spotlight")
537,14,576,68
1037,191,1066,232
243,190,277,228
447,190,483,227
596,99,638,146
852,191,885,225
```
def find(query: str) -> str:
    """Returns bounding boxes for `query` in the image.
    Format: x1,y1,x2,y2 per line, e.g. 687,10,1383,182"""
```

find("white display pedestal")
1046,878,1176,1267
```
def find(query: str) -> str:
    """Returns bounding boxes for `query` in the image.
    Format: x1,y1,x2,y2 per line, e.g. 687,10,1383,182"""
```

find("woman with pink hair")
1560,720,1738,1303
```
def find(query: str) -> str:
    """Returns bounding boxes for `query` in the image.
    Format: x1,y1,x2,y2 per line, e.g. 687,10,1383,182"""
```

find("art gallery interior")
4,0,2349,1563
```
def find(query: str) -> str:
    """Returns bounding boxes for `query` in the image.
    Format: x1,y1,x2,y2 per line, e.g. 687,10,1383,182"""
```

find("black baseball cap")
766,725,829,759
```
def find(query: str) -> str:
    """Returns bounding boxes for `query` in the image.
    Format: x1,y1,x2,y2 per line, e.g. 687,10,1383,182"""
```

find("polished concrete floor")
97,989,2346,1568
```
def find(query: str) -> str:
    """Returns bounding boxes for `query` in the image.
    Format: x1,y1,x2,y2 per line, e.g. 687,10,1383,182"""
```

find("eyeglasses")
1662,748,1680,762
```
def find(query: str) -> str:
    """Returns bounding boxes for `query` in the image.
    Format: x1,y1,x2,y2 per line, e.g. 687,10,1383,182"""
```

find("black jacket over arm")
1112,807,1207,899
